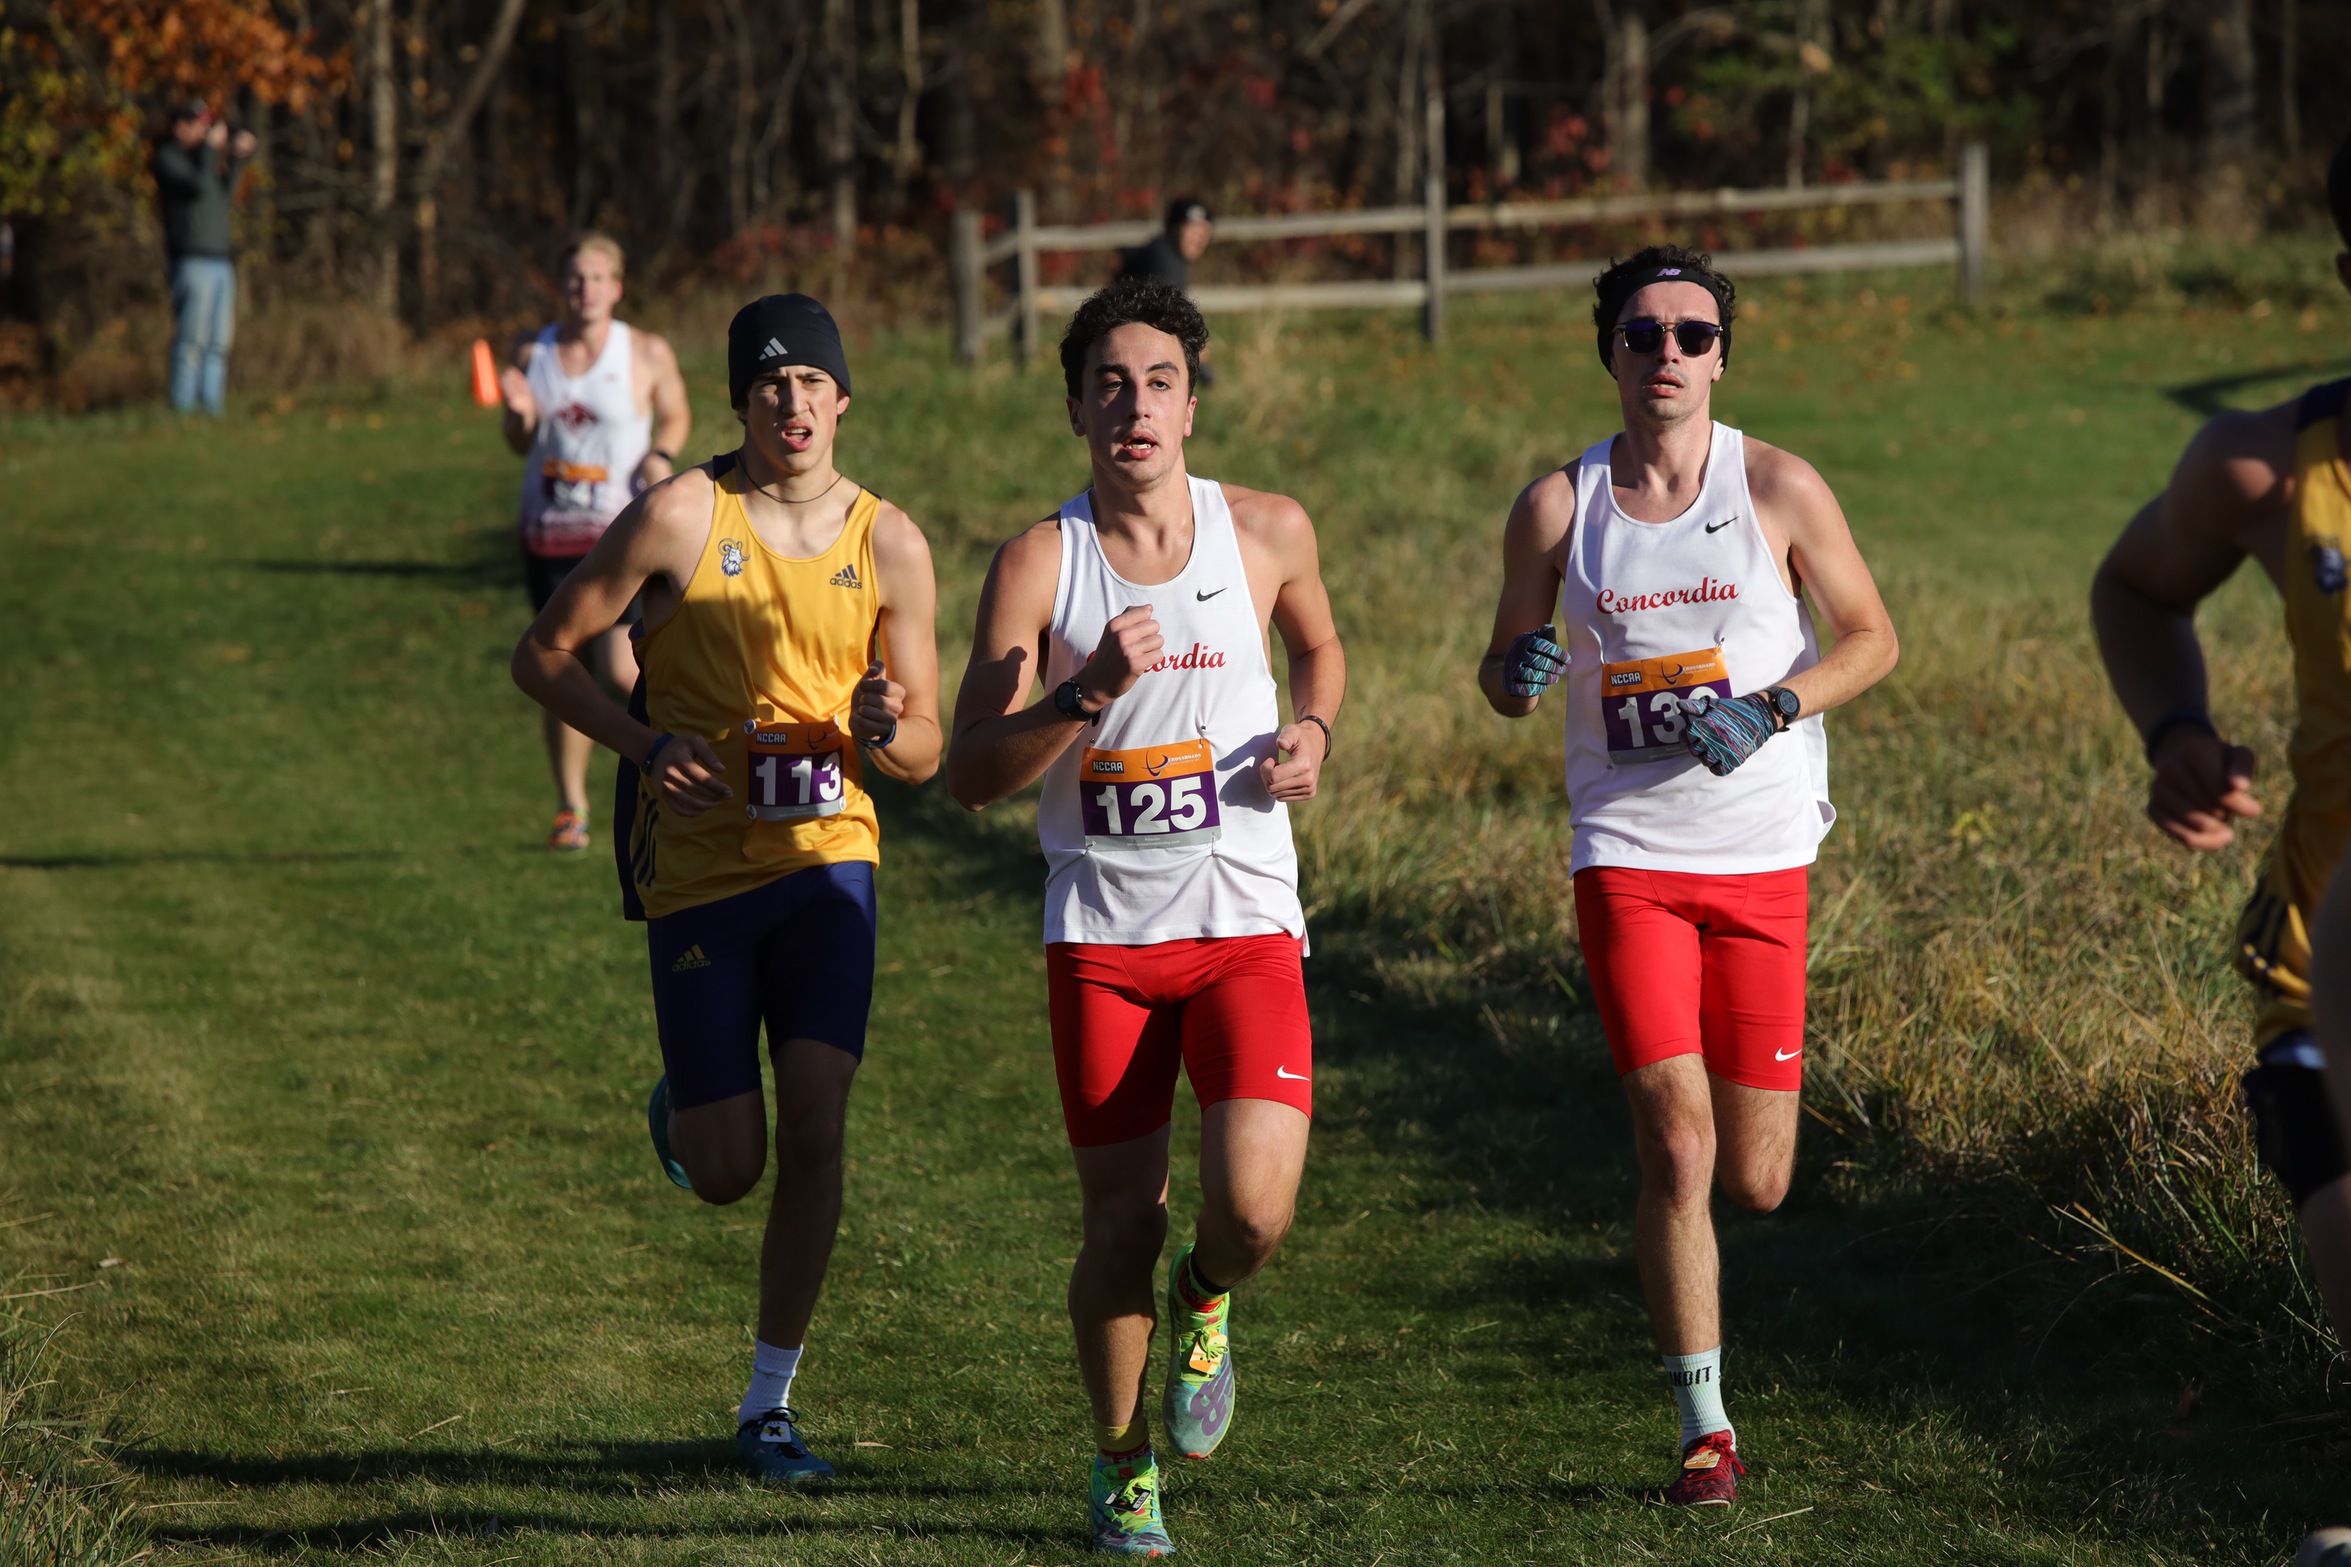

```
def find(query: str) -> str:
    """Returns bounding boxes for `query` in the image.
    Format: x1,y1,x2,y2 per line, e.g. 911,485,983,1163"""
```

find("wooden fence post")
1422,87,1447,344
1959,142,1989,308
1013,189,1040,365
950,207,983,365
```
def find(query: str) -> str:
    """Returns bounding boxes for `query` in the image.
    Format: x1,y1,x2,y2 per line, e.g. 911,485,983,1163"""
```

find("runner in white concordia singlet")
1477,244,1898,1508
498,232,690,851
946,277,1346,1558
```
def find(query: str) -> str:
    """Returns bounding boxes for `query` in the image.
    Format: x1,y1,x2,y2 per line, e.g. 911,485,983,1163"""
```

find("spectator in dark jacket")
1117,198,1214,292
152,101,255,415
1117,198,1217,384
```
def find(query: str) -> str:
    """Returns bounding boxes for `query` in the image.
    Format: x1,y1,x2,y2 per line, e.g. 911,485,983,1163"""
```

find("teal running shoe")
737,1407,836,1484
646,1075,693,1190
1160,1244,1233,1460
1090,1448,1175,1556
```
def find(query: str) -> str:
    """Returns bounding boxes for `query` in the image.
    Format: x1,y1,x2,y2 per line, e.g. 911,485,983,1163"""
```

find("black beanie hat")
728,294,852,408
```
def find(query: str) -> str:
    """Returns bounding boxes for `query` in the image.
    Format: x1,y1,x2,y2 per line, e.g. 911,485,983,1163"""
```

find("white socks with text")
739,1340,802,1426
1662,1347,1731,1449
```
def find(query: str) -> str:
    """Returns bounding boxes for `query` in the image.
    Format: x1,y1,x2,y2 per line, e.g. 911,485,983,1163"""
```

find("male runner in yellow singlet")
498,233,690,851
512,293,940,1482
2091,133,2351,1343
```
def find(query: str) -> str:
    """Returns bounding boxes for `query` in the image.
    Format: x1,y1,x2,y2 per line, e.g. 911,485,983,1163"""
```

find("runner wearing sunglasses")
1476,243,1899,1505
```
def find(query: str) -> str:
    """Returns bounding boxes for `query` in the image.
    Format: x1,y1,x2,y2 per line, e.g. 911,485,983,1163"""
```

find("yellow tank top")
2235,379,2351,1044
629,460,883,919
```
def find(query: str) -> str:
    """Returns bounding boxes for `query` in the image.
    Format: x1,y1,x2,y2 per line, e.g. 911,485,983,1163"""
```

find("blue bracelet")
642,732,674,768
857,721,898,750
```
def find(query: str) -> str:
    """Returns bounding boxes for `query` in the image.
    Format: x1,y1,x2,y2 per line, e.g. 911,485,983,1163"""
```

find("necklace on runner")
750,470,846,507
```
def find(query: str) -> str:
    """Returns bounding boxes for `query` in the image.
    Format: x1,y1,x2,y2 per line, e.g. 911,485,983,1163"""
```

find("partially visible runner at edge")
945,277,1345,1557
1478,244,1899,1506
499,232,691,852
2295,862,2351,1567
2091,141,2351,1557
511,293,941,1485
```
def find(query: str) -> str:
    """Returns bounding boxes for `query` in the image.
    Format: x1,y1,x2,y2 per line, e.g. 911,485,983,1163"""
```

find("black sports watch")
1762,686,1801,729
1053,676,1102,725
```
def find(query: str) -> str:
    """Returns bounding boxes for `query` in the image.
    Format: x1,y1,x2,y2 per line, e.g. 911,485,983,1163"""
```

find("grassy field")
3,256,2348,1563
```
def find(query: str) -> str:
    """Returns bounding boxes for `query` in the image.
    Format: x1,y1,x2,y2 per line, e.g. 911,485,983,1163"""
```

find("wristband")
642,732,675,769
857,720,898,749
2141,708,2216,766
1298,714,1333,758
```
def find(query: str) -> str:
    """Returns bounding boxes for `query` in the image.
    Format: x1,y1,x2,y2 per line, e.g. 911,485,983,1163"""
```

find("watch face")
1774,688,1800,718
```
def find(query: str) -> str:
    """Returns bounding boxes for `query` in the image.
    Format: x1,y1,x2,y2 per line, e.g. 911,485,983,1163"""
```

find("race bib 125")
1600,647,1732,762
1080,738,1222,849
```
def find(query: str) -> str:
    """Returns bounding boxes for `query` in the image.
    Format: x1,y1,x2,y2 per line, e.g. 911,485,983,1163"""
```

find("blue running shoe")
737,1407,836,1484
1161,1244,1233,1460
1090,1448,1176,1556
647,1075,693,1191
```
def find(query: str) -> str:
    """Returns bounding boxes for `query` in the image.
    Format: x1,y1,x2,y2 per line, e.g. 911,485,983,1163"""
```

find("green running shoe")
1160,1244,1233,1460
646,1075,693,1191
1090,1448,1175,1556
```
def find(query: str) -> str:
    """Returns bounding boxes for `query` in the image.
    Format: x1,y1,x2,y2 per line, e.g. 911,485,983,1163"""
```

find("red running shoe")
1663,1430,1744,1506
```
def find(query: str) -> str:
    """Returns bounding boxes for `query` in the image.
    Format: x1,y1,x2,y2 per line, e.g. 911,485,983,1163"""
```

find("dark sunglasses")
1617,319,1724,357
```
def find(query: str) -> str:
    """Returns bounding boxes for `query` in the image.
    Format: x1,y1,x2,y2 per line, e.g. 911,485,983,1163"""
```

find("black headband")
728,293,852,408
1596,264,1734,370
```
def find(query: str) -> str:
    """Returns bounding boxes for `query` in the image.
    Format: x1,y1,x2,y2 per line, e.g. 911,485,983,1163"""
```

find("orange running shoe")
1663,1430,1744,1506
547,807,590,851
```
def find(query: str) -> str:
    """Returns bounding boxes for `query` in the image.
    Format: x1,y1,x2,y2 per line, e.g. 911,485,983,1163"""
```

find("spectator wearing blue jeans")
152,102,255,416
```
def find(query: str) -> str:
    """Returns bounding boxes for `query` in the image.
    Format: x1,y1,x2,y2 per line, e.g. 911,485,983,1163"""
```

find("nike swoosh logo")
1196,587,1227,601
1274,1066,1308,1081
1774,1048,1802,1061
1704,517,1735,534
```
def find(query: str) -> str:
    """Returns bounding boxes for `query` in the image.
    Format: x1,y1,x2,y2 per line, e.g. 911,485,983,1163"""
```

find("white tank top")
1037,477,1306,947
1558,422,1834,874
516,320,653,557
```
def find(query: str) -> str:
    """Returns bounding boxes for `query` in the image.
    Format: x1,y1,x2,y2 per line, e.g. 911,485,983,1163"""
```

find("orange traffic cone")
470,337,500,406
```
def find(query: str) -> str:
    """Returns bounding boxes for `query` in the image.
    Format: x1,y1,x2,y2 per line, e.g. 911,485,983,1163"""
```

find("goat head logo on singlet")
720,539,746,577
2312,540,2348,596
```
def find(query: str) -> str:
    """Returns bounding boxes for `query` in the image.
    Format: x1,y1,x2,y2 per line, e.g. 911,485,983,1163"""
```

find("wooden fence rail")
950,143,1989,363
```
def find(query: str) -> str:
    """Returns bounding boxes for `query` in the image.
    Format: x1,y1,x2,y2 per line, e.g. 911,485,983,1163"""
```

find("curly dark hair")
1059,276,1210,399
1590,244,1737,371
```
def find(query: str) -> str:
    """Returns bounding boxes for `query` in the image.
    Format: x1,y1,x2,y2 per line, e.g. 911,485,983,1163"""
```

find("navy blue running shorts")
645,860,877,1109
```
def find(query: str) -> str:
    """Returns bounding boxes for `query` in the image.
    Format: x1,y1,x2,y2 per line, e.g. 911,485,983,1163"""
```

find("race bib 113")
745,719,847,820
1600,647,1732,761
1079,738,1222,849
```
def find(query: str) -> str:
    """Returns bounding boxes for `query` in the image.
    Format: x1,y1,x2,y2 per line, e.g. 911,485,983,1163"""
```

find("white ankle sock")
1662,1347,1731,1449
738,1341,802,1426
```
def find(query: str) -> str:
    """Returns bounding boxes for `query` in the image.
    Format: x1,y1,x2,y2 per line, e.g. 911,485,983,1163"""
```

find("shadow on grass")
149,1508,1063,1555
2162,359,2351,418
1,849,404,870
869,770,2316,1533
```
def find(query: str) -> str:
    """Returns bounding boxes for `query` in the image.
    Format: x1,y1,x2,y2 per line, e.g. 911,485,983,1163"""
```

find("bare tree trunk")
1619,6,1649,190
1394,0,1424,277
1485,3,1517,190
825,0,857,259
722,0,756,235
655,2,680,212
1786,0,1827,188
2280,0,2299,159
897,0,924,183
369,0,398,313
2201,0,2255,230
2096,19,2121,233
1034,0,1070,92
410,0,527,316
937,0,980,190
